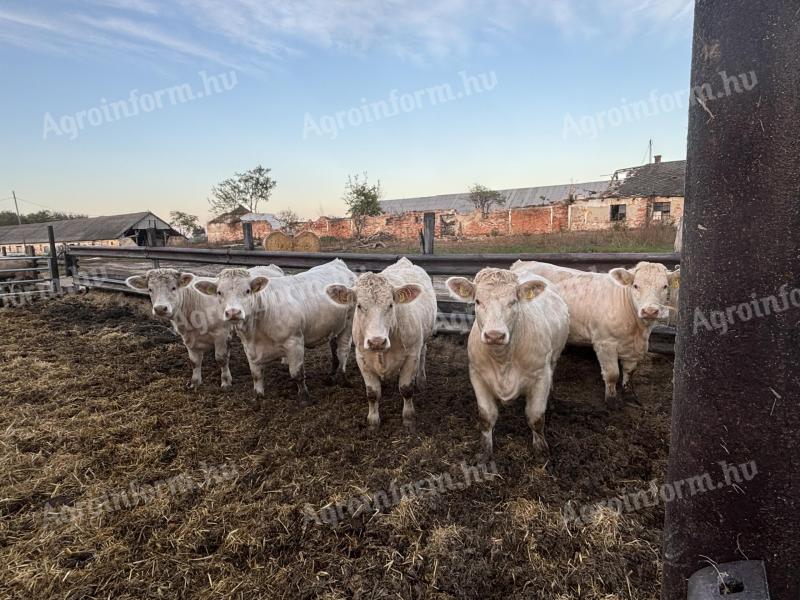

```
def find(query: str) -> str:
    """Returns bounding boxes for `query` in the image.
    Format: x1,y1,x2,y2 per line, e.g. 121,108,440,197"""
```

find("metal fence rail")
66,245,680,275
0,254,60,299
66,244,677,354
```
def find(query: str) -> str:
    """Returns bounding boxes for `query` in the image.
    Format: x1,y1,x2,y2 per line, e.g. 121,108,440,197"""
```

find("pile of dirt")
0,292,673,599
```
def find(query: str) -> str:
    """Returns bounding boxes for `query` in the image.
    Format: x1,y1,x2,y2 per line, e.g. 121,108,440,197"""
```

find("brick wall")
207,220,273,244
205,196,682,244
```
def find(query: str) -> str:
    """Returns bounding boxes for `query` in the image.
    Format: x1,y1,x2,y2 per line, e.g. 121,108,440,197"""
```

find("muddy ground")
0,292,673,599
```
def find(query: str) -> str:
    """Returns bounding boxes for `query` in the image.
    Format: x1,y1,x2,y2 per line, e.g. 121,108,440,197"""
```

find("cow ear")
393,284,422,304
668,267,681,289
610,268,635,287
446,277,475,301
517,279,547,301
250,277,269,294
125,275,148,290
178,273,194,287
194,280,218,296
326,284,355,306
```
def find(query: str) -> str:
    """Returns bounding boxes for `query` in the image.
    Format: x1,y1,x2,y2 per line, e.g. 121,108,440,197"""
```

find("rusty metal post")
242,222,254,251
47,225,60,293
422,212,435,255
663,1,800,598
145,228,160,268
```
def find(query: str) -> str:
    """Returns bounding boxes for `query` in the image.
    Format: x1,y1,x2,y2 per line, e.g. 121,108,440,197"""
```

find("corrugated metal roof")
0,212,176,245
241,213,281,229
607,160,686,197
380,180,612,214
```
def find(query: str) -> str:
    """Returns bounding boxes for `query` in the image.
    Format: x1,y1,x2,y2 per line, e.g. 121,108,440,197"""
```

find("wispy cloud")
0,0,693,69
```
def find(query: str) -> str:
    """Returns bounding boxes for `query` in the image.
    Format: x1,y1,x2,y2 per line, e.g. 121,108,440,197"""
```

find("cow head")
193,268,269,322
609,262,680,321
447,268,547,346
326,273,422,352
125,269,194,318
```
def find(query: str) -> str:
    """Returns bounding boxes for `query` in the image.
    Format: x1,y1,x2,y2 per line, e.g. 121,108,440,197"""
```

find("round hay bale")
291,231,321,253
263,231,293,251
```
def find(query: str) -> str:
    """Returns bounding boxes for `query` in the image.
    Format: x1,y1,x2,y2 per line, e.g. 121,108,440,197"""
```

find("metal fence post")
422,212,435,255
145,228,160,268
47,225,60,293
242,222,254,251
663,1,800,598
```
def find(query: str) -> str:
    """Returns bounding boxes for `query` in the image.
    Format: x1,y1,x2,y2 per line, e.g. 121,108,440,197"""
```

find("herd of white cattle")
126,257,679,456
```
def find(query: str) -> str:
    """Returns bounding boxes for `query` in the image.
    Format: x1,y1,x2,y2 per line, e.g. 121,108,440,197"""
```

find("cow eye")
171,287,177,292
217,291,222,296
356,304,362,310
633,285,639,291
245,289,251,295
663,285,668,290
389,303,394,309
475,299,481,306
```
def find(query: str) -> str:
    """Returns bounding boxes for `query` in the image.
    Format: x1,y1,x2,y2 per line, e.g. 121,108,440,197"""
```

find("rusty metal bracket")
688,561,770,599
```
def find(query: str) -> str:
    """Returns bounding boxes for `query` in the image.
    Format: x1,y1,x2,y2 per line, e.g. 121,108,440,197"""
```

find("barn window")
653,201,671,215
610,204,627,221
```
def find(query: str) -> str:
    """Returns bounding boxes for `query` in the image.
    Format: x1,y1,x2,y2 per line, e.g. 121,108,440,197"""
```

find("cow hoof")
187,381,201,390
605,394,623,410
331,371,352,388
531,434,550,456
221,382,232,391
298,394,314,408
403,419,417,434
367,415,380,429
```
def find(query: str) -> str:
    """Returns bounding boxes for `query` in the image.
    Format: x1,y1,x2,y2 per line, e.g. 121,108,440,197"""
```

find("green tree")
343,173,382,239
0,210,86,227
169,211,203,237
208,165,276,216
468,184,505,216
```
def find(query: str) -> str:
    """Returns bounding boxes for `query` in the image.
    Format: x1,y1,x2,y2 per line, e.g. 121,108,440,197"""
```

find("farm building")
0,211,183,255
204,159,686,244
205,207,281,244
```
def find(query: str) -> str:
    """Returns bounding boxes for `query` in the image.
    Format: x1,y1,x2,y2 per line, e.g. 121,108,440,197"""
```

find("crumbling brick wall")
206,197,682,244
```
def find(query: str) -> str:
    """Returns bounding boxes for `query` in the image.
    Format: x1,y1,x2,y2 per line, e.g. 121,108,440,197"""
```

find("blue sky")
0,0,694,224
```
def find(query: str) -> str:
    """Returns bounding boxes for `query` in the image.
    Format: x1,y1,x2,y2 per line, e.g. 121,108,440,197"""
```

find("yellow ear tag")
459,287,471,298
524,288,536,300
397,290,408,303
670,279,680,289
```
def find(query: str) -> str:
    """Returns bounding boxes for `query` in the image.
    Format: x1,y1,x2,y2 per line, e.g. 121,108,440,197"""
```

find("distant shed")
0,211,182,255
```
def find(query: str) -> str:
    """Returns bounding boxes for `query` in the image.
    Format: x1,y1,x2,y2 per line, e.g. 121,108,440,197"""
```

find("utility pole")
12,191,22,225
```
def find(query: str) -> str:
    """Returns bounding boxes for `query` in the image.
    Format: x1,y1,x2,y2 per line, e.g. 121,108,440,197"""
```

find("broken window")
610,204,627,222
652,201,671,220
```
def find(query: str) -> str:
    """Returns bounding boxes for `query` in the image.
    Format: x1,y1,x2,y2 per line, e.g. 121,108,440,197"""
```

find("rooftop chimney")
654,155,662,164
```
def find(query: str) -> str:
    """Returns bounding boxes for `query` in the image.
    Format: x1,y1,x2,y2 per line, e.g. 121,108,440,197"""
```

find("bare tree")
275,208,302,235
468,184,505,216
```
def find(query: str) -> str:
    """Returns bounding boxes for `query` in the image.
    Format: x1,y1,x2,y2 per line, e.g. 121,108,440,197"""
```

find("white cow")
194,259,355,404
125,265,283,388
447,268,569,456
511,260,679,406
325,257,437,430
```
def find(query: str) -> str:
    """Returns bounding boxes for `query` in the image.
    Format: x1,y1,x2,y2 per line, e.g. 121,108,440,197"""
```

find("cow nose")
483,330,508,345
225,308,242,321
153,304,170,317
641,306,660,319
367,336,388,350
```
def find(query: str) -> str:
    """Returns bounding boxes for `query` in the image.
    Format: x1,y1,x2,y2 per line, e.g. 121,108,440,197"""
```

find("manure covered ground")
0,292,673,599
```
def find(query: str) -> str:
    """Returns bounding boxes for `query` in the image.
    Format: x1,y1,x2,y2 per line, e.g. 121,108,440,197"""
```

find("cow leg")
362,370,382,429
399,355,420,432
415,343,428,393
594,342,621,408
214,336,232,390
621,358,639,401
471,371,498,458
186,347,204,389
285,338,311,406
525,367,552,455
247,356,265,397
330,330,352,387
